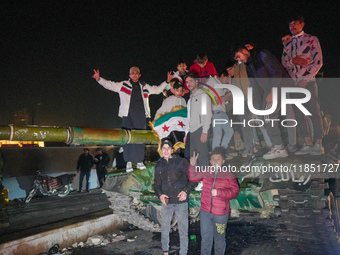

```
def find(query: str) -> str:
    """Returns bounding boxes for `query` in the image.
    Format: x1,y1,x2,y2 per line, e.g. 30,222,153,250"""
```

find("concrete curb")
0,214,125,255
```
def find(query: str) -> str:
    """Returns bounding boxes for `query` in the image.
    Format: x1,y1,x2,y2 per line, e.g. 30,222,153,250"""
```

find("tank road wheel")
329,192,340,243
57,184,71,197
25,186,38,203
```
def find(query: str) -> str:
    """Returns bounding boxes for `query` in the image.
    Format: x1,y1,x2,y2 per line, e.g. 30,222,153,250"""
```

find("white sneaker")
137,162,146,170
263,145,288,160
126,162,133,173
295,143,312,155
311,143,324,155
194,182,203,191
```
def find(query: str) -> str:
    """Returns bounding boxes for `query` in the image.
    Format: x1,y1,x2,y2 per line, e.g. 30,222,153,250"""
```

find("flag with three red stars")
153,107,188,140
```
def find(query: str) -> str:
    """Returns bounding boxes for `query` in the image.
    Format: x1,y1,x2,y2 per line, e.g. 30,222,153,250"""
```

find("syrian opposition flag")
153,107,188,139
150,107,188,156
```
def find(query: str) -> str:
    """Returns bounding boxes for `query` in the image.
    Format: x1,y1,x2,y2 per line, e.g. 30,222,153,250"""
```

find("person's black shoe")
243,154,256,167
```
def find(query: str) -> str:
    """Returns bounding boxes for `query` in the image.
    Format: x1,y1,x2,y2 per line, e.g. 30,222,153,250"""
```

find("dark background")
1,0,339,128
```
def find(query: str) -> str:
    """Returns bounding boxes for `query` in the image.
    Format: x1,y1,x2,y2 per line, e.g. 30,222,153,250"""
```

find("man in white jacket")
92,67,168,172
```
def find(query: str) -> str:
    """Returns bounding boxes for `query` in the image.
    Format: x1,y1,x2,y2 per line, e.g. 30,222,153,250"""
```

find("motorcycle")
25,171,76,203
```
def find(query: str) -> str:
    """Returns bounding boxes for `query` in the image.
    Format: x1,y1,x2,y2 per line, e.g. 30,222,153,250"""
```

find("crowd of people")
89,15,323,255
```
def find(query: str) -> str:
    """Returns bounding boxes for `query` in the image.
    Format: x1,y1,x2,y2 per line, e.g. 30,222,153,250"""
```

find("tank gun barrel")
0,125,157,145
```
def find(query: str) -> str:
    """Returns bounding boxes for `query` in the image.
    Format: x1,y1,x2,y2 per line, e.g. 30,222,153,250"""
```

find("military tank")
1,124,340,254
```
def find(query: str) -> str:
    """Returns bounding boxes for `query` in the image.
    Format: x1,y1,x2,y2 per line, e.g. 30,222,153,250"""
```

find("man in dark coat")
233,44,295,160
77,148,94,192
94,148,110,188
153,139,196,255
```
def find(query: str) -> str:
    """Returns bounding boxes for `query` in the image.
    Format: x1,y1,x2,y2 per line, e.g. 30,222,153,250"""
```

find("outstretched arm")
93,70,123,93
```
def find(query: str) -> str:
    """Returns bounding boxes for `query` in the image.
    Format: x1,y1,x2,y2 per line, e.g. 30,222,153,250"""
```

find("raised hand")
92,69,100,81
167,71,174,83
190,151,199,166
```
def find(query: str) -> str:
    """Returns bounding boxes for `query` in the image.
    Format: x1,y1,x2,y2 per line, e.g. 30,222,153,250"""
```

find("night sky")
1,1,340,128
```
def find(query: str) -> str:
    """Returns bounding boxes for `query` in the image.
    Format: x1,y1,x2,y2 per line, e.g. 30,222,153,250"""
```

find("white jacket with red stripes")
98,77,168,118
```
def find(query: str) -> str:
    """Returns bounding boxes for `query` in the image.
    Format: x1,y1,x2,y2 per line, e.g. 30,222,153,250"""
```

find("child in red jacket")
188,53,219,78
189,147,239,255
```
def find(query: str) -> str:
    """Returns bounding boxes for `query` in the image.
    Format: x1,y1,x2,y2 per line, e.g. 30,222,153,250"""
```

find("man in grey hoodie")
184,73,212,167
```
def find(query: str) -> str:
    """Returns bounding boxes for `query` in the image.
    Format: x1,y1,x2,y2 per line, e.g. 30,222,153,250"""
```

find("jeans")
161,203,188,255
184,127,210,167
96,167,107,188
285,101,297,145
200,210,229,255
292,81,323,140
79,171,90,191
211,111,234,150
235,102,254,154
252,125,273,148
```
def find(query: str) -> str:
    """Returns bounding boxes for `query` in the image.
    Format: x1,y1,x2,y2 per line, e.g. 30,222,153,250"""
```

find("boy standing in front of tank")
153,139,196,255
189,147,239,255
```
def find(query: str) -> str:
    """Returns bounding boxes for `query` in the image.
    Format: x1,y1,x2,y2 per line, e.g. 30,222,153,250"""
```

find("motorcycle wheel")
25,186,38,203
57,184,71,197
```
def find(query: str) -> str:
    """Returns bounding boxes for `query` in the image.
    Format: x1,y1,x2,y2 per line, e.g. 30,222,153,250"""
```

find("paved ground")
65,215,340,255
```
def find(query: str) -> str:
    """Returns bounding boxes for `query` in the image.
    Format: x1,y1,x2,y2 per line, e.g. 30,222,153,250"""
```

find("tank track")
274,179,340,255
104,191,161,232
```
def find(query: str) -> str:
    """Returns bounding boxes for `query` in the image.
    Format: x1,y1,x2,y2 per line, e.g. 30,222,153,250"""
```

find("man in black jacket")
77,148,94,192
153,139,196,255
94,148,110,188
233,44,294,160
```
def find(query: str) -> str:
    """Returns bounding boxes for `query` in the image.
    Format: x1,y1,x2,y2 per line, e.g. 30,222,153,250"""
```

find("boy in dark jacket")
189,147,239,255
153,139,196,255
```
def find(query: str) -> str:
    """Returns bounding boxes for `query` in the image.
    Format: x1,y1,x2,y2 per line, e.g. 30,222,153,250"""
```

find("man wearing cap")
92,67,169,172
153,139,196,255
77,148,94,192
94,148,110,188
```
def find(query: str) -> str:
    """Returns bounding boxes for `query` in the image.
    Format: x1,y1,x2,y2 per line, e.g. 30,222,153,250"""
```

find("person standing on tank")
92,67,169,172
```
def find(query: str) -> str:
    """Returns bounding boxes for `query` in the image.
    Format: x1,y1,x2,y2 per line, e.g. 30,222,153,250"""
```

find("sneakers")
287,144,298,153
295,143,312,155
263,145,288,160
311,143,324,155
194,182,203,191
239,149,247,158
137,162,146,170
253,143,262,153
126,162,133,173
243,154,256,167
295,143,324,155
